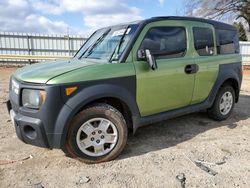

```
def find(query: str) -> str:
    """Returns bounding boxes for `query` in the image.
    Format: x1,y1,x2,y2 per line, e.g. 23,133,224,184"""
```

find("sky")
0,0,186,36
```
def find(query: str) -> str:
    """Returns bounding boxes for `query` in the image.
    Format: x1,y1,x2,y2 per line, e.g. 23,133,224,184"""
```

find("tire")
64,104,128,164
207,85,235,121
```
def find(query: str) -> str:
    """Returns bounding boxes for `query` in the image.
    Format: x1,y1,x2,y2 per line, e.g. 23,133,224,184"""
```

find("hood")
14,59,98,84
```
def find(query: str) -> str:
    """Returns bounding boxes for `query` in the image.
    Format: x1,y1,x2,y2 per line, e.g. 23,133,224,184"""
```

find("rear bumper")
7,101,50,148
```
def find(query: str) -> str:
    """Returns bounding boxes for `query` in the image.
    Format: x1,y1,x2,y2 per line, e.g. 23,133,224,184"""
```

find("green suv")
7,17,242,163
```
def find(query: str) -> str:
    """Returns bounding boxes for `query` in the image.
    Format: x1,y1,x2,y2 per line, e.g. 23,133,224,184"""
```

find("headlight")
22,89,46,109
11,79,20,95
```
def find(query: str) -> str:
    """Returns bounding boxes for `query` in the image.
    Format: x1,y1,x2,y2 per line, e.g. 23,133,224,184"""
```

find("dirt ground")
0,67,250,188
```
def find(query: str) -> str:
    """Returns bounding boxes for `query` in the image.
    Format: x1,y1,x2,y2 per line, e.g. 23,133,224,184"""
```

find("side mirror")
137,49,157,70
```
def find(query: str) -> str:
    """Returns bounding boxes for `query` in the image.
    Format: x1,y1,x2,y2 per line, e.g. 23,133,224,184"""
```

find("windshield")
75,24,138,62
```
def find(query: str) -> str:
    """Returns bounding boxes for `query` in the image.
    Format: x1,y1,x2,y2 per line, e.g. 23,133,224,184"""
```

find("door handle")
185,64,199,74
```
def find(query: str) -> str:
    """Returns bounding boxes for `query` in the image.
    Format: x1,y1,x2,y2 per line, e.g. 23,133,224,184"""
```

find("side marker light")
65,86,77,96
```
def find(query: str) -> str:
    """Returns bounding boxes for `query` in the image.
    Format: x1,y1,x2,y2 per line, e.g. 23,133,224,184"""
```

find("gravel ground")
0,67,250,188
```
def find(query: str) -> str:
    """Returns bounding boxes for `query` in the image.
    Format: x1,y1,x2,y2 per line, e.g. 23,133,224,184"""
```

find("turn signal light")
65,86,77,96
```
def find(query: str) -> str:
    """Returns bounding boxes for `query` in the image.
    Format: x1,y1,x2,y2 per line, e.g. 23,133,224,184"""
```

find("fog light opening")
23,125,37,140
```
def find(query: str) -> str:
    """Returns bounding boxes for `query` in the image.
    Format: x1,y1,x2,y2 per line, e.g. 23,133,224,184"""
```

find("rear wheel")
64,104,127,163
207,85,235,121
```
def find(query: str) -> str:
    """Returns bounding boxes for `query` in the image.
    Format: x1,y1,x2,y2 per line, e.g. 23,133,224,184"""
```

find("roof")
143,16,237,31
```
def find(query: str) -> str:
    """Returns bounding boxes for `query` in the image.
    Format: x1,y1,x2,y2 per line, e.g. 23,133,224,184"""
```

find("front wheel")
64,104,128,163
207,85,235,121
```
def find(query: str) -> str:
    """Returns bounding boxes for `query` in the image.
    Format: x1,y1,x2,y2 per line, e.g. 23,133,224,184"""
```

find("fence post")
26,35,32,64
68,35,71,56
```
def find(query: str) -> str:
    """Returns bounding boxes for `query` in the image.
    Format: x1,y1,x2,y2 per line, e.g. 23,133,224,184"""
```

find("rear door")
190,24,220,104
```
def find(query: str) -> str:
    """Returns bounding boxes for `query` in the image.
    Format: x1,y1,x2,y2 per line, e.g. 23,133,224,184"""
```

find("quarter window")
217,29,239,54
193,27,214,56
140,27,187,59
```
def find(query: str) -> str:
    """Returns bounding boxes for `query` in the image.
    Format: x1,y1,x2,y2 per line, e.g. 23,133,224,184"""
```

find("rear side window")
193,27,214,56
217,29,239,54
140,27,187,59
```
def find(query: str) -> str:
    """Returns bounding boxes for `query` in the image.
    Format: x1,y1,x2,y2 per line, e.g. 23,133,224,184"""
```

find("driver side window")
139,27,187,59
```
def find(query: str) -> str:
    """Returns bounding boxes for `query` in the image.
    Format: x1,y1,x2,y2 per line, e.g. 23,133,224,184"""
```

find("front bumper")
7,78,69,149
7,101,49,148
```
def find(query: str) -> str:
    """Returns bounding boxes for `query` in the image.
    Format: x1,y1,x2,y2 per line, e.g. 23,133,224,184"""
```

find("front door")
132,21,195,117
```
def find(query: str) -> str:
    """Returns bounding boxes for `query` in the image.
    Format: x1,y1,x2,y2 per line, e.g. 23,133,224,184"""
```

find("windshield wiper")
109,26,129,63
78,45,91,59
84,28,111,58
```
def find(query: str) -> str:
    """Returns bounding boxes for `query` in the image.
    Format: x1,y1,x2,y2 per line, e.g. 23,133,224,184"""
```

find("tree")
186,0,250,32
234,22,248,41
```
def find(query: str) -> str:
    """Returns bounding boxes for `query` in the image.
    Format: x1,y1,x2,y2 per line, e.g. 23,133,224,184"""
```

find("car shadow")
119,94,250,160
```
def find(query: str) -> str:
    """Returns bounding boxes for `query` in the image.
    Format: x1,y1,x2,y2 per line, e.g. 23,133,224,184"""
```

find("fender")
65,84,139,114
51,76,140,148
207,62,242,105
